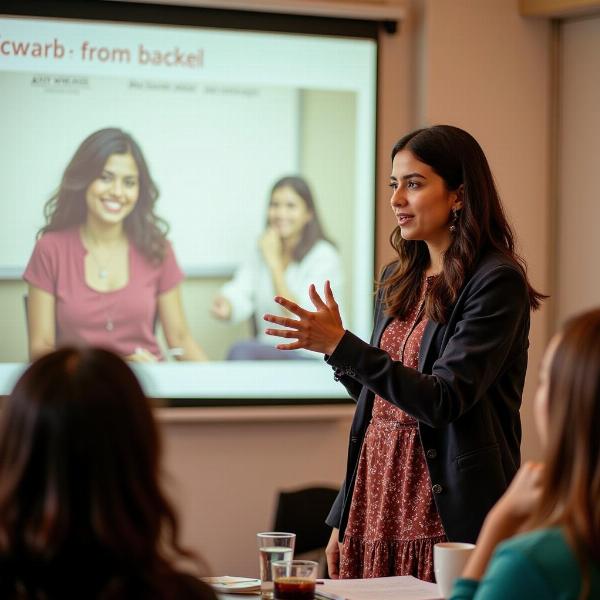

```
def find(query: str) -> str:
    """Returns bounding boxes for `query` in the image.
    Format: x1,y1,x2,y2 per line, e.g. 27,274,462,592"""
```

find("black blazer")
325,252,531,543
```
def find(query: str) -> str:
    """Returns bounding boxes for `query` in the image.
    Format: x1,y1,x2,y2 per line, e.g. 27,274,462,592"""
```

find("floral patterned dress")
339,278,446,582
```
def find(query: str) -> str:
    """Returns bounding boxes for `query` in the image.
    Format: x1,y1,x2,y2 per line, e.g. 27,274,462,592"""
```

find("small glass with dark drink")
272,560,318,600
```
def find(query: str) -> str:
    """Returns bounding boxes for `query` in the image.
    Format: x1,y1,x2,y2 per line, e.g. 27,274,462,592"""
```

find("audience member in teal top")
451,528,600,599
450,308,600,600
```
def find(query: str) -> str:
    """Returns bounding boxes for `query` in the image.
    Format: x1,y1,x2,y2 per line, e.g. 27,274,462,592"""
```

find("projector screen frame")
2,0,382,39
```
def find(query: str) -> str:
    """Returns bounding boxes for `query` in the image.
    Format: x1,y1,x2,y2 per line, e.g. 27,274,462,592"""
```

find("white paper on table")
316,576,441,600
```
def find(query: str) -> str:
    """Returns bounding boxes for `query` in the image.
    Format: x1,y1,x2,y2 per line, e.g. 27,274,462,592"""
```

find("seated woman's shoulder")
497,527,581,572
495,527,600,595
309,239,340,260
499,526,564,552
34,227,80,251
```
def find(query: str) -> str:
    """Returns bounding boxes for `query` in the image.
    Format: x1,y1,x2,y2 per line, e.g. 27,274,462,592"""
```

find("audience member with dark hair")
264,125,545,580
24,128,206,362
212,175,343,360
451,308,600,599
0,347,216,599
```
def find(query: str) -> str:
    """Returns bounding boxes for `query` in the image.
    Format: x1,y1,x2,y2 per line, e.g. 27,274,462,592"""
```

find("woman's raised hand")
263,280,345,355
490,461,544,526
211,295,232,320
259,227,284,271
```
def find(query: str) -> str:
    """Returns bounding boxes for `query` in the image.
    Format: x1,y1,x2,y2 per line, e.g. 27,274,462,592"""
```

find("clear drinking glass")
272,559,318,600
257,532,296,598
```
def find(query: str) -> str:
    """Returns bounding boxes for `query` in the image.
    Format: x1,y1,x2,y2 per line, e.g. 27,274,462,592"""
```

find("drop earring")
449,208,459,233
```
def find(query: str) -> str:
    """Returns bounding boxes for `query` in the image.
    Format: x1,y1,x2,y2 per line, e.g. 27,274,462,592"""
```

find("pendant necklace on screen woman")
81,229,120,332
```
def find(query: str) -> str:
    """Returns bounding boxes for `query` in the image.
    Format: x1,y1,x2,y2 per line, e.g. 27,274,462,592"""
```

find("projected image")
0,13,376,398
3,72,355,362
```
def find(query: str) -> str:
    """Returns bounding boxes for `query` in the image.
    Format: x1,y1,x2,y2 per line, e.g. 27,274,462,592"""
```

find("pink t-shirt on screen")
23,227,184,359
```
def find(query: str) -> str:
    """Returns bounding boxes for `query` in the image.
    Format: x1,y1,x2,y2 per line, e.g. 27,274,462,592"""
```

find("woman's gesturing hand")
263,280,345,355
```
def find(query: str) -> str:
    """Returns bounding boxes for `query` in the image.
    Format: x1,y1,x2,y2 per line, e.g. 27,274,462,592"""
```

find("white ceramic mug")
434,542,476,599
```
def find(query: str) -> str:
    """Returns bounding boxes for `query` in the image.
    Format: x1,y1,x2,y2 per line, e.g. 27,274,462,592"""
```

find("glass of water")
257,532,296,598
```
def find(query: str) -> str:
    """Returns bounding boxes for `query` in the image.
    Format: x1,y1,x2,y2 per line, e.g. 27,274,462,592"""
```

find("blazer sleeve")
335,374,363,401
325,480,346,528
323,354,363,401
326,265,530,428
325,264,391,402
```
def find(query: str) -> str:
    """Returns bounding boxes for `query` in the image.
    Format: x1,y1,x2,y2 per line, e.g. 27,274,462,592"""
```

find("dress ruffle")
340,533,447,582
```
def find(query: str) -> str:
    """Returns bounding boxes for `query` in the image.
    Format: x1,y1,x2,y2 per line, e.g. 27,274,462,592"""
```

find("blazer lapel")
419,319,441,372
372,313,393,347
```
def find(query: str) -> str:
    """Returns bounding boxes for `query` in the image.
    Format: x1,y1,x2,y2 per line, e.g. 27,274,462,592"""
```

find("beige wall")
376,6,414,266
159,407,353,577
556,15,600,323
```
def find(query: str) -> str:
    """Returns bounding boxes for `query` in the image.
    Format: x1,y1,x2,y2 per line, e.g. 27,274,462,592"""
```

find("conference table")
216,575,442,600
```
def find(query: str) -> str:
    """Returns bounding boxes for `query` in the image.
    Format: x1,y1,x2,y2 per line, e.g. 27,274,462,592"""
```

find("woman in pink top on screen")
24,127,206,362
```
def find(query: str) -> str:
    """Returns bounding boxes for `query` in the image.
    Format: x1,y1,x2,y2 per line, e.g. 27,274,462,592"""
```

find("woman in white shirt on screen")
211,176,343,360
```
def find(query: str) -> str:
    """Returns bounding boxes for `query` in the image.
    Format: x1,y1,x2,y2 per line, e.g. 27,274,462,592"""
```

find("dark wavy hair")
0,347,206,598
530,308,600,599
267,176,333,262
380,125,545,322
39,128,169,264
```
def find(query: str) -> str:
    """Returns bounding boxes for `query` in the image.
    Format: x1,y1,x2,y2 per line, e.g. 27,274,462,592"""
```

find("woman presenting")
24,128,206,362
212,176,342,360
264,125,544,580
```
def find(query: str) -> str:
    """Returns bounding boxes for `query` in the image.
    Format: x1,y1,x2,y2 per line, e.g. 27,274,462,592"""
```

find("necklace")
399,300,426,364
104,303,115,332
94,288,117,333
81,228,119,280
80,227,121,331
399,277,432,363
